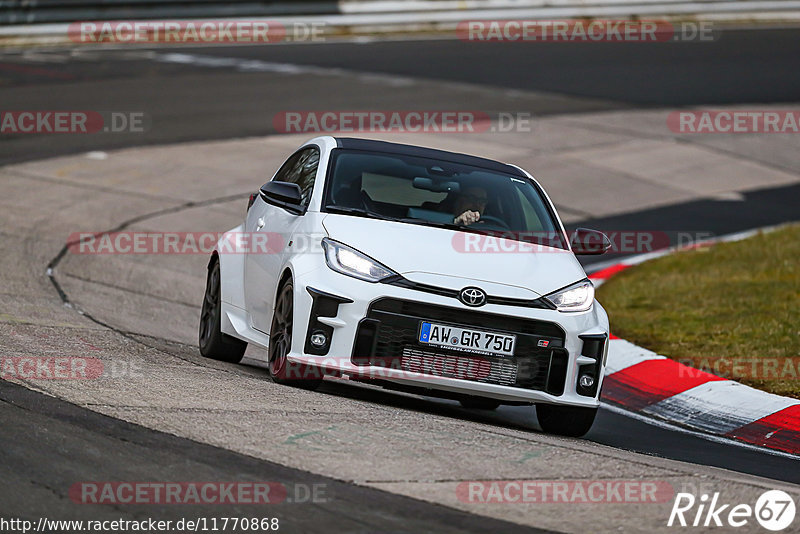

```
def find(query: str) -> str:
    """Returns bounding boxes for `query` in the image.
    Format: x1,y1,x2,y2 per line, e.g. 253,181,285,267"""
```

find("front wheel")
268,280,322,390
536,404,597,437
199,259,247,363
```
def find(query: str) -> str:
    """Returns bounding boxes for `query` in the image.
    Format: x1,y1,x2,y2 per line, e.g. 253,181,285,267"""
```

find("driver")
451,186,489,226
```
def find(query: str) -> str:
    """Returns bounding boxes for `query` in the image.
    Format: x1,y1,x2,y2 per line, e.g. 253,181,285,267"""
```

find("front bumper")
287,266,609,408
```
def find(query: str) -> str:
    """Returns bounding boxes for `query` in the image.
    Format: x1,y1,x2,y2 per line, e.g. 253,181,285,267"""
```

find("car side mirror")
570,228,612,255
260,181,304,214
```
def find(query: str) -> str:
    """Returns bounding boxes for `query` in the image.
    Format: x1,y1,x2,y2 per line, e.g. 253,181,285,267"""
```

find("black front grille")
352,298,568,395
400,347,518,385
370,299,565,338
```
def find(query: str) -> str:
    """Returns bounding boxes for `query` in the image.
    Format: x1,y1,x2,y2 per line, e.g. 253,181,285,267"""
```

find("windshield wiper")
326,208,499,236
397,217,454,228
325,206,394,221
397,217,497,236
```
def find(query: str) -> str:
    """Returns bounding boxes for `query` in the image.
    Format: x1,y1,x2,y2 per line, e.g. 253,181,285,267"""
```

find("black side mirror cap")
260,181,304,214
570,228,612,255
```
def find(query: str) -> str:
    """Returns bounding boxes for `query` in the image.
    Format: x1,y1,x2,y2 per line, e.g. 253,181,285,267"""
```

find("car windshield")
322,149,567,249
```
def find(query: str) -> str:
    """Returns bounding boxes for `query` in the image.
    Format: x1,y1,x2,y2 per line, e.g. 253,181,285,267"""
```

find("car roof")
333,137,526,177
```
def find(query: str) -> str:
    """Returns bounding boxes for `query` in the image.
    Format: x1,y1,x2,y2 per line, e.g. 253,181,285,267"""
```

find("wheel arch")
263,266,295,332
214,224,247,309
277,267,293,295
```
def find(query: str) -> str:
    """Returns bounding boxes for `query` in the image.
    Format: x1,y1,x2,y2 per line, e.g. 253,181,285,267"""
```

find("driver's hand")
454,210,481,226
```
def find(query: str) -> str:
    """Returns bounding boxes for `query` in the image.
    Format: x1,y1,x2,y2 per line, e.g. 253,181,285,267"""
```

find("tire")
268,279,322,390
536,404,597,437
199,259,247,363
459,397,502,410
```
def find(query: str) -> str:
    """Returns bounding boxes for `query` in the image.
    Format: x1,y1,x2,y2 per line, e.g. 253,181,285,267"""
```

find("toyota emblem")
459,287,487,307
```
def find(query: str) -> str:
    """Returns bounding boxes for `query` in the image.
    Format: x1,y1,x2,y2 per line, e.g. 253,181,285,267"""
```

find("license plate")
418,322,516,357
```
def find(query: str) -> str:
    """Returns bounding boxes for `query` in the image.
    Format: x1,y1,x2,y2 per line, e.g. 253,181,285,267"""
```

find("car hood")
321,214,587,297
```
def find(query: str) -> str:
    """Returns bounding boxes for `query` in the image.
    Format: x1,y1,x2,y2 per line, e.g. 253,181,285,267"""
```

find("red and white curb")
590,226,800,456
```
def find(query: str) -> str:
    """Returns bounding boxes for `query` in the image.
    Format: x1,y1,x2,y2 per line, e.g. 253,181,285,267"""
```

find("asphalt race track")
3,28,800,165
0,379,542,533
1,27,799,532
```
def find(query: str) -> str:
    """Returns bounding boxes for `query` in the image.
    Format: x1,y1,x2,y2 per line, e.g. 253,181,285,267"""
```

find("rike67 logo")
668,490,796,530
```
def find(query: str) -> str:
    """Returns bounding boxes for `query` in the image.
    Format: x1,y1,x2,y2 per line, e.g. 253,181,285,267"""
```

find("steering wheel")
476,215,510,229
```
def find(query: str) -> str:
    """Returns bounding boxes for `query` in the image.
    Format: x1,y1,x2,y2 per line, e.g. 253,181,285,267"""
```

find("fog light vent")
304,287,353,356
577,333,607,397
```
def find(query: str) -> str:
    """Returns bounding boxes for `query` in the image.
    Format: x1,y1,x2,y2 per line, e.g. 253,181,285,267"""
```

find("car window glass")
361,172,448,205
324,150,563,248
514,186,545,232
273,147,320,206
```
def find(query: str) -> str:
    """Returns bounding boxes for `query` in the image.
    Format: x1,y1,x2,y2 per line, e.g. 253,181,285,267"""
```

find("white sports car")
199,136,611,437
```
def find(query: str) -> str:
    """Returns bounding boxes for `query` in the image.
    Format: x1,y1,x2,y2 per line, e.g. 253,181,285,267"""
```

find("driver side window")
273,146,320,207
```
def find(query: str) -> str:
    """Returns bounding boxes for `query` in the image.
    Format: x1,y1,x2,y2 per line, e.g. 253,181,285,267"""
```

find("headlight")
322,238,397,283
545,279,594,312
